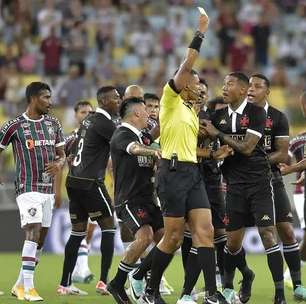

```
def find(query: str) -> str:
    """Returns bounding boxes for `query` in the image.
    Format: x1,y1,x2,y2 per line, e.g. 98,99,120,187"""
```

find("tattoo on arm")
129,142,157,156
268,138,289,165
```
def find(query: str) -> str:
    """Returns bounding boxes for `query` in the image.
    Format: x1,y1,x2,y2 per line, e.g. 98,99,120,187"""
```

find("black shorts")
205,182,225,229
225,179,275,231
66,181,113,224
273,180,293,223
116,200,164,234
156,159,210,217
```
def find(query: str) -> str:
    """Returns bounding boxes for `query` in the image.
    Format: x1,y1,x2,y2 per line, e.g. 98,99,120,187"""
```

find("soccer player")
0,82,65,301
203,72,287,304
141,11,228,304
57,86,120,296
248,74,306,300
107,97,164,304
61,101,97,285
144,93,160,141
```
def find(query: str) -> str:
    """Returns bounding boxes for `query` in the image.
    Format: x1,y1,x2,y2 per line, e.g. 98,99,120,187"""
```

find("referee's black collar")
96,107,111,120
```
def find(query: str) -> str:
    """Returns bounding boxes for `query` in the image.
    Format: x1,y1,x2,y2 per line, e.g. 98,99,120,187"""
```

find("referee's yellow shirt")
159,82,199,163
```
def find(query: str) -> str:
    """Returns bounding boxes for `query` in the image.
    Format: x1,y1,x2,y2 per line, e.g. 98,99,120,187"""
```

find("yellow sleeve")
161,83,181,110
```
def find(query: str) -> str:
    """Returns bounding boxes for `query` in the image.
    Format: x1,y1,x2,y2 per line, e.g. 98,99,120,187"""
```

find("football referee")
141,10,227,304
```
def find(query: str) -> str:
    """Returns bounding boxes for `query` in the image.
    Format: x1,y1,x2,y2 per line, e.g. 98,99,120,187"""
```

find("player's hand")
198,8,209,33
54,193,62,209
291,171,305,185
278,163,292,175
213,145,234,160
154,149,162,159
45,162,62,177
201,120,219,138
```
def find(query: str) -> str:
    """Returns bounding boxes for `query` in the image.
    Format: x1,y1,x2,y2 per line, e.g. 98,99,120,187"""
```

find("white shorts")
16,192,55,228
293,193,305,229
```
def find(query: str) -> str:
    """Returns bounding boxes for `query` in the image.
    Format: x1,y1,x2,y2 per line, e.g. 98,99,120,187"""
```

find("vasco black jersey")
198,108,221,184
262,104,289,173
110,122,155,206
211,100,269,184
67,108,116,187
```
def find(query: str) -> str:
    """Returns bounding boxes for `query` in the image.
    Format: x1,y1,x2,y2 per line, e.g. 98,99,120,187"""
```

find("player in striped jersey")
0,82,65,301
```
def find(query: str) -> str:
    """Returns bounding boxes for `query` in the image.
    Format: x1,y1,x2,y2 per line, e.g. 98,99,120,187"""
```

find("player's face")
222,75,246,104
75,105,92,124
35,89,52,115
247,77,269,104
106,89,121,115
145,99,159,120
137,103,149,129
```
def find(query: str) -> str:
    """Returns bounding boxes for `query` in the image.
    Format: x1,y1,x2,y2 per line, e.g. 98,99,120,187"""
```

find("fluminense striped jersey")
0,112,65,195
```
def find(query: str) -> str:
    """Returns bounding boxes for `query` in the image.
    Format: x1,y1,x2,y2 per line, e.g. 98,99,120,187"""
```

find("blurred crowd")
0,0,306,127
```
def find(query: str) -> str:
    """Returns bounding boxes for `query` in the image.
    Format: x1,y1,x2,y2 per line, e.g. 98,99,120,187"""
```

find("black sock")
235,247,253,279
181,247,201,296
133,247,156,280
197,247,216,295
214,235,227,284
223,245,238,289
181,232,192,270
283,242,302,290
112,261,134,288
60,231,86,287
147,247,173,294
100,229,115,283
266,245,285,298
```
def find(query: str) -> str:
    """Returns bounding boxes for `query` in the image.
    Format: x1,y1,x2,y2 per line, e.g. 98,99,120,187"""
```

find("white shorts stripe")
98,187,113,216
125,205,140,228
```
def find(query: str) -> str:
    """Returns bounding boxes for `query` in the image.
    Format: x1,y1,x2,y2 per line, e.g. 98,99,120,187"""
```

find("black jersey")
198,108,221,184
110,122,155,206
263,104,289,173
211,100,269,184
67,108,116,188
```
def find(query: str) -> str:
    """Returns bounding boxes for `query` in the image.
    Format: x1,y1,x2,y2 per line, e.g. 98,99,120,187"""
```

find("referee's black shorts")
66,177,113,224
156,159,210,217
225,178,275,231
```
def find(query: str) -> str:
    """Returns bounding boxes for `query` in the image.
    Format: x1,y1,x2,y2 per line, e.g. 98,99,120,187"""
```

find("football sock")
100,229,115,282
181,232,192,270
197,247,216,295
283,242,302,290
181,247,201,296
112,261,134,287
60,231,86,287
146,247,173,295
22,240,37,292
266,245,285,299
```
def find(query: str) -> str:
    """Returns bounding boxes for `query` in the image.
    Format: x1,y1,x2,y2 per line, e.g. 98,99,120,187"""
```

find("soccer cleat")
274,296,287,304
72,269,95,284
56,285,88,296
11,285,25,300
222,288,237,304
128,272,145,300
24,288,43,302
107,281,131,304
204,291,228,304
294,285,306,301
238,270,255,303
139,292,156,304
96,280,110,295
177,294,197,304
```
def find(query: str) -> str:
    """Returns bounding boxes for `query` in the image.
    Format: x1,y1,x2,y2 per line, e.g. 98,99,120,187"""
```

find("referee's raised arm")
173,12,209,92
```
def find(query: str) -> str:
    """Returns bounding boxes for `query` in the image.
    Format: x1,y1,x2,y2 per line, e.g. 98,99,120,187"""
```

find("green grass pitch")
0,254,304,303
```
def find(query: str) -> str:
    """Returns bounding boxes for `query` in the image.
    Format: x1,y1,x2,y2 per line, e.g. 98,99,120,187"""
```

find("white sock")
284,267,291,280
22,240,37,292
75,239,89,273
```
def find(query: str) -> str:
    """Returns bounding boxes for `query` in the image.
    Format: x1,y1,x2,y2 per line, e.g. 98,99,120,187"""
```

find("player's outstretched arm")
128,142,161,158
280,158,306,175
173,10,209,92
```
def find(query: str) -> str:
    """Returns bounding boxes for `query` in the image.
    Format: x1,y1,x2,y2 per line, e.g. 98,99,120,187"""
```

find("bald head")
124,85,144,99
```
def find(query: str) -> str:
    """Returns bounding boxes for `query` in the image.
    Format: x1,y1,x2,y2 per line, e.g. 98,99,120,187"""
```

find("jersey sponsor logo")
229,134,245,141
137,155,154,167
26,139,56,149
28,208,37,217
265,117,273,129
240,115,249,128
